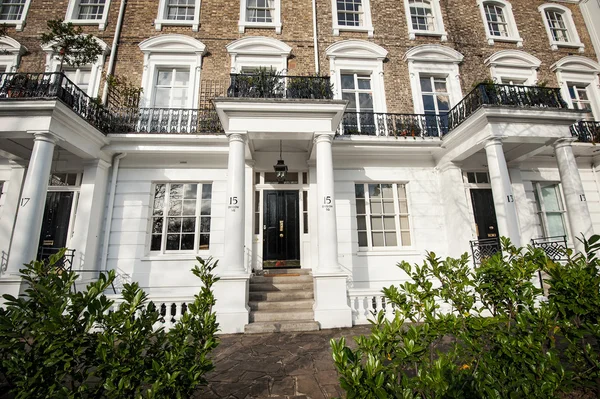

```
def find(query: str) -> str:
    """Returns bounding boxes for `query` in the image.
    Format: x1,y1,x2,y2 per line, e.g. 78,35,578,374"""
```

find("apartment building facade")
0,0,599,333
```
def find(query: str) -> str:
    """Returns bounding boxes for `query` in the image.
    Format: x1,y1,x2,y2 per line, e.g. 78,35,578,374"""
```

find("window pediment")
226,36,291,57
551,56,600,75
485,50,541,69
325,40,388,61
404,44,463,64
139,34,207,55
0,36,26,55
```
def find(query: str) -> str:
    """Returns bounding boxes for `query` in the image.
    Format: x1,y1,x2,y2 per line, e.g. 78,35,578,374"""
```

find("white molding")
0,0,32,31
0,36,27,72
226,36,291,73
138,35,207,108
330,0,374,37
476,0,523,47
402,0,448,42
155,0,201,31
41,36,110,98
238,0,282,34
538,3,584,52
551,56,600,120
404,45,464,114
65,0,112,31
485,50,541,85
326,40,388,112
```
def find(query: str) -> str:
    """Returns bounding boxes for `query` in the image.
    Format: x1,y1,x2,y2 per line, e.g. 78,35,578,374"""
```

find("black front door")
38,192,74,258
470,189,499,239
263,190,300,267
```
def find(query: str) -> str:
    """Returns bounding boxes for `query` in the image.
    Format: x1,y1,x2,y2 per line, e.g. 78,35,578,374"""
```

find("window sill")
238,21,282,34
486,35,523,47
154,18,199,31
0,20,25,31
333,25,374,38
408,30,448,42
550,41,584,52
356,249,421,257
141,252,210,262
65,18,107,30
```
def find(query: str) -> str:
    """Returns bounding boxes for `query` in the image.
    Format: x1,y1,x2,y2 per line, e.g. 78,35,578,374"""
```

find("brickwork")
1,0,597,113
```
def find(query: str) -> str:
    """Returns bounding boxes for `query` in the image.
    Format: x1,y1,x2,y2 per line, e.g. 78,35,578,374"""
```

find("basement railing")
470,237,501,266
37,247,76,273
570,120,600,143
227,73,333,99
447,84,567,132
0,72,113,134
109,107,223,134
338,111,448,137
531,235,568,262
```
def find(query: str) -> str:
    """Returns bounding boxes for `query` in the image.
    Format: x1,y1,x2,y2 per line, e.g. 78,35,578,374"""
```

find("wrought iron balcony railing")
531,235,568,262
447,83,567,133
109,107,223,134
338,111,448,138
0,72,112,134
37,247,76,273
470,237,501,266
227,73,333,100
570,120,600,143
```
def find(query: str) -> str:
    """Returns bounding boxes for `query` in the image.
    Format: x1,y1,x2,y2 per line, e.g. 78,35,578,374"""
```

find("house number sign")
322,195,333,212
228,196,240,212
580,194,587,202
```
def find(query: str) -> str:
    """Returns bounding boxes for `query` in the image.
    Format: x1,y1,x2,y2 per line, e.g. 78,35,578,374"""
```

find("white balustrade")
105,296,195,332
347,289,394,325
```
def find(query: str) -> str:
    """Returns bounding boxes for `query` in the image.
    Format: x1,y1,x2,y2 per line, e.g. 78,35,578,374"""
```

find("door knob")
280,233,284,238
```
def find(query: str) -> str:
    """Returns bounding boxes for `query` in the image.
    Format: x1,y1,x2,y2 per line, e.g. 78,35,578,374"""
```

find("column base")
213,274,250,334
0,277,26,307
313,272,352,329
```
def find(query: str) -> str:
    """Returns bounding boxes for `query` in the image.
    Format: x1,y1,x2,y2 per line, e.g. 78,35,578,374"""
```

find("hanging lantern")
273,140,287,183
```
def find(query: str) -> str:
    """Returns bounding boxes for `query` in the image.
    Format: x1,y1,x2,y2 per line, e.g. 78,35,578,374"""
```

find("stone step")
260,268,311,275
249,290,314,301
249,282,313,292
244,321,320,334
249,299,314,311
250,309,314,323
250,274,313,284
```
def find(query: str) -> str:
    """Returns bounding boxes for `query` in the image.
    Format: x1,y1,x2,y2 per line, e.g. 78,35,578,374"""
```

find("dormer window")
539,4,584,52
403,0,447,41
155,0,201,31
477,0,522,46
65,0,111,30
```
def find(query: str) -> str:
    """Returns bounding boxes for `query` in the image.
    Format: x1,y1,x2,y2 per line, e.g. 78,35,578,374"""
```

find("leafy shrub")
0,250,219,398
332,236,600,398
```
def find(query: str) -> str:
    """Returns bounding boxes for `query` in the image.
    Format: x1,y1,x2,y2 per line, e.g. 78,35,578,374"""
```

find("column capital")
554,137,577,150
437,162,463,174
484,136,504,149
226,132,248,143
30,131,58,145
314,133,334,144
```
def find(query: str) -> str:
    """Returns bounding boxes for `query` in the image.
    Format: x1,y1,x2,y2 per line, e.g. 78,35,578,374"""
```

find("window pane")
355,184,365,198
202,184,212,199
357,216,367,230
166,234,180,250
157,70,172,85
401,231,412,246
356,199,366,214
199,234,210,249
357,77,371,90
182,217,195,233
359,93,373,110
154,88,171,107
181,234,194,250
151,235,162,251
152,217,163,234
546,213,566,236
541,185,561,211
341,74,355,89
371,216,383,230
400,216,410,229
370,201,382,214
383,216,395,229
358,232,368,247
383,200,395,214
372,232,384,247
420,77,432,92
200,217,211,233
342,92,357,110
168,218,181,233
385,232,397,247
174,70,190,85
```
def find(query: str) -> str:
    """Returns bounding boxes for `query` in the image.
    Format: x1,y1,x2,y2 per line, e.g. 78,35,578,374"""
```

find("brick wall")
2,0,597,113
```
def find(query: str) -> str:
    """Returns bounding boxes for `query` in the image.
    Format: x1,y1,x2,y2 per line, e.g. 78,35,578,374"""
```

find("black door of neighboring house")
470,189,499,240
38,192,74,259
263,190,300,268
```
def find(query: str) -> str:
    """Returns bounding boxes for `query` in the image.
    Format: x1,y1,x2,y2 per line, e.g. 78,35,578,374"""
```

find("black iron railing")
338,112,448,137
447,84,567,133
228,73,333,99
37,247,76,273
570,120,600,143
0,72,113,134
110,107,223,134
470,238,501,266
531,235,568,262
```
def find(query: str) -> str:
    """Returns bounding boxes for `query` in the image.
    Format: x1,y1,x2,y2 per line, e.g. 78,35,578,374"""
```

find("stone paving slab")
195,325,372,399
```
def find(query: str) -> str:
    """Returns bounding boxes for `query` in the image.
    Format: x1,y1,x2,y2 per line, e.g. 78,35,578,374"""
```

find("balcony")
337,112,448,138
227,73,333,100
0,72,112,134
447,83,567,132
570,120,600,143
110,107,222,134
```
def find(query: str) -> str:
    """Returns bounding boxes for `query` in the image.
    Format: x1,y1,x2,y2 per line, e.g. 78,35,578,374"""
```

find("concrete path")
195,325,372,399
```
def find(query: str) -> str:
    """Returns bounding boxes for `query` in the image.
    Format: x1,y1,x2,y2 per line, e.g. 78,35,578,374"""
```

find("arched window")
0,36,26,72
403,0,447,41
477,0,522,46
539,4,584,52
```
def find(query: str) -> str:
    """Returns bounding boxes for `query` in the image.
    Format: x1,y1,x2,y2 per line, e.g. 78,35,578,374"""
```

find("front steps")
245,268,320,334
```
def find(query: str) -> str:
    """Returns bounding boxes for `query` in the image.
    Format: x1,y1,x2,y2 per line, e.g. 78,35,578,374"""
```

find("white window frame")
0,36,26,72
485,50,541,86
0,0,31,31
354,182,413,250
41,37,110,98
331,0,374,37
404,45,463,114
65,0,111,31
226,36,291,73
326,40,387,113
552,56,600,120
403,0,447,41
477,0,522,47
539,3,584,52
151,67,192,108
238,0,281,34
139,35,206,108
155,0,201,31
148,182,212,255
533,182,568,239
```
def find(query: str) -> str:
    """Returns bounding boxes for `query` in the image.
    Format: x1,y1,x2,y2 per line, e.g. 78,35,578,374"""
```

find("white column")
484,137,521,245
7,132,57,274
70,160,111,270
509,168,534,247
555,138,593,252
313,132,351,329
213,132,249,334
0,161,26,276
438,163,472,257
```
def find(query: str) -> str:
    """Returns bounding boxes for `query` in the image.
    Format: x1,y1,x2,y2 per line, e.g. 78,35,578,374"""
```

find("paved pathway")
195,325,372,399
